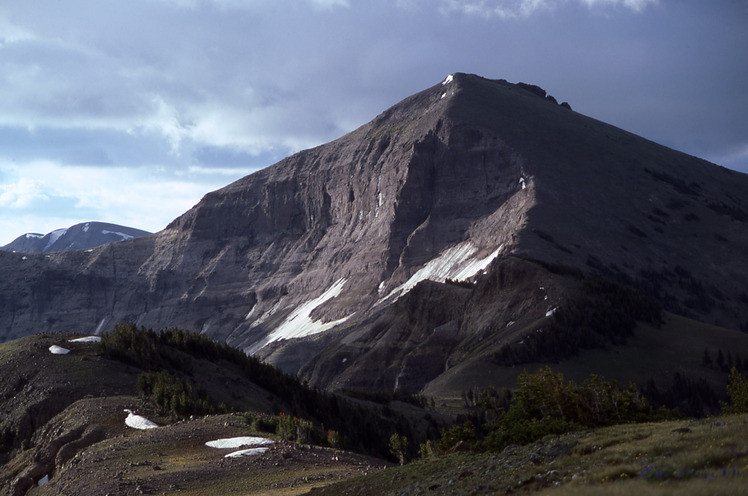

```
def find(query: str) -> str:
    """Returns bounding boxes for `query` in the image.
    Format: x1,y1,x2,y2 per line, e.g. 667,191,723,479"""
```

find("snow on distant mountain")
1,222,151,253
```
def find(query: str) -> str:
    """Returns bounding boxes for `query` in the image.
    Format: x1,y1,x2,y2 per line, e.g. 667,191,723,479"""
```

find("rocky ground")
33,412,389,496
0,333,392,496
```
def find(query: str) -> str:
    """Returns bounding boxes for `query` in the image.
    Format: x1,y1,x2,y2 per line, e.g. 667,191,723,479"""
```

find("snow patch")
124,409,159,430
225,447,269,458
442,74,454,85
94,317,109,335
83,223,90,232
49,345,70,355
450,245,503,282
545,307,558,317
384,242,503,302
37,474,49,487
43,228,67,251
263,278,352,344
25,233,43,239
205,436,275,449
519,177,526,190
68,336,101,343
249,300,281,326
101,230,135,240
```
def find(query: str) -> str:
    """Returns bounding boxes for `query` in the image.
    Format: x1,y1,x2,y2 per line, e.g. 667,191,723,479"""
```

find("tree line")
100,323,428,460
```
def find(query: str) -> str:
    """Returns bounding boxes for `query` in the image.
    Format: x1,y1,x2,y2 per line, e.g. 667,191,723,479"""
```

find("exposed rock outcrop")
0,74,746,393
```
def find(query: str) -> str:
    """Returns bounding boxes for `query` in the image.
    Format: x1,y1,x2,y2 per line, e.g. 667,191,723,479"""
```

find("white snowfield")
49,345,70,355
101,230,135,240
384,241,503,303
124,409,159,430
68,336,102,343
43,228,68,251
262,278,351,345
253,241,501,351
205,436,275,449
224,447,270,458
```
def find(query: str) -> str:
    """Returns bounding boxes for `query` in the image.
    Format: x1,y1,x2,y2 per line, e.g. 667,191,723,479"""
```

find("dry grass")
314,414,748,495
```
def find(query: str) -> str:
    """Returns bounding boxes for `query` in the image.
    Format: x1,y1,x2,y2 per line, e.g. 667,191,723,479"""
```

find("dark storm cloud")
0,0,746,245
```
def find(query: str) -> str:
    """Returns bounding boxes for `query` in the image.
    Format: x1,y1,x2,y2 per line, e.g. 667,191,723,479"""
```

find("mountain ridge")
0,73,746,395
1,222,151,253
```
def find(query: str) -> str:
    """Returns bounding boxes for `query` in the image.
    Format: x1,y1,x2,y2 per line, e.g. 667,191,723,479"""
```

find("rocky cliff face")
1,74,747,393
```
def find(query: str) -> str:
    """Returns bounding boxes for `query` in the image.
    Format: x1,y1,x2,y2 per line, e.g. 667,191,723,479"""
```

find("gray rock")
0,74,747,394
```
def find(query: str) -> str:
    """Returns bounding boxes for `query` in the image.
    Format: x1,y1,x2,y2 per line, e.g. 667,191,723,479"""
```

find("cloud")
709,143,748,173
0,0,745,247
438,0,657,18
0,159,255,244
308,0,350,8
579,0,657,12
151,0,350,11
0,177,49,209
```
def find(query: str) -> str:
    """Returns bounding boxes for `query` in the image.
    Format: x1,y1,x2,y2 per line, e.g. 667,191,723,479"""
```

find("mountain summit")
1,222,151,253
1,74,746,393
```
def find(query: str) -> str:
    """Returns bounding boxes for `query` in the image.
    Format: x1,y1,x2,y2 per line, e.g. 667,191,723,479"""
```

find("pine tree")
388,433,408,465
723,367,748,414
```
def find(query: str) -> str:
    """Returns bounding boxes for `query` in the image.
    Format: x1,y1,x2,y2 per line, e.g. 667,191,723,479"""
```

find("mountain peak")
0,74,746,395
1,222,151,253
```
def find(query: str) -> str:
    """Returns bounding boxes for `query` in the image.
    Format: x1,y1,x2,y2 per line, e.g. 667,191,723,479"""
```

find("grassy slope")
41,412,388,496
423,311,746,406
313,414,748,495
0,332,395,496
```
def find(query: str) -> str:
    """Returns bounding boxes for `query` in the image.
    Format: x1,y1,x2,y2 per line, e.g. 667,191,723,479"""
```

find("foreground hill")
0,329,422,495
4,330,747,495
0,222,150,253
315,414,748,495
0,73,746,397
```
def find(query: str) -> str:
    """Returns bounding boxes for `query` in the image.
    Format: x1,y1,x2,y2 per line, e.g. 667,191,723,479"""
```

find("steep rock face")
285,257,572,393
132,76,529,352
0,74,747,394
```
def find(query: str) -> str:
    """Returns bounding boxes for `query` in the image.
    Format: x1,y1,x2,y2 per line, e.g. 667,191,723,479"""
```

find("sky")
1,0,747,245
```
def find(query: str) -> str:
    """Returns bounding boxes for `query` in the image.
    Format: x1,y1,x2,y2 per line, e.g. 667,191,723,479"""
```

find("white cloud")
308,0,350,8
140,96,190,155
153,0,350,9
438,0,657,18
0,160,251,244
0,177,49,209
0,17,35,44
0,0,743,247
579,0,657,12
